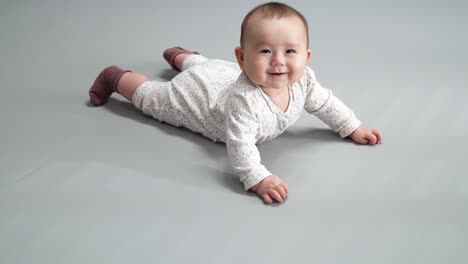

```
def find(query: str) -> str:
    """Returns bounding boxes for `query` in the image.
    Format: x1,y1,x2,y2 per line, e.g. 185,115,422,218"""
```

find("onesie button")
277,115,288,130
278,120,287,130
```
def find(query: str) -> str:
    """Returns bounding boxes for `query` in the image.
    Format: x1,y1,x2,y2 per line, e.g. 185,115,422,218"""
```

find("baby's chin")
250,77,292,90
258,83,289,90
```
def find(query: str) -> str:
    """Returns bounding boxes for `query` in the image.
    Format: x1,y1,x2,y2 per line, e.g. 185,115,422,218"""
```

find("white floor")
1,0,467,263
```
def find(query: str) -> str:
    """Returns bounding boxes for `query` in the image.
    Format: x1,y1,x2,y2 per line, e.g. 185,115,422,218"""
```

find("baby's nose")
271,53,285,66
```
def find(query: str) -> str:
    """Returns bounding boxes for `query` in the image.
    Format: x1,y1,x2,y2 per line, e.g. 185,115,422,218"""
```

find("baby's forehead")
240,10,309,48
245,14,306,33
244,15,307,39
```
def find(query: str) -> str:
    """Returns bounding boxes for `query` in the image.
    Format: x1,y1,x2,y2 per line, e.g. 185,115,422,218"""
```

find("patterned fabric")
132,55,361,190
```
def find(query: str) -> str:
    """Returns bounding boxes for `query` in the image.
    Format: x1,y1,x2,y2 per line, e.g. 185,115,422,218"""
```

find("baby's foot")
89,66,129,106
163,47,200,71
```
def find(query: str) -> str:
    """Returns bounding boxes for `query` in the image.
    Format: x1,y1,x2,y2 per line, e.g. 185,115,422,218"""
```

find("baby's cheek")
289,70,304,83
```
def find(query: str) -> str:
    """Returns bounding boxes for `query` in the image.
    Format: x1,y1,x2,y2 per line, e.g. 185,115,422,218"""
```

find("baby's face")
236,15,311,91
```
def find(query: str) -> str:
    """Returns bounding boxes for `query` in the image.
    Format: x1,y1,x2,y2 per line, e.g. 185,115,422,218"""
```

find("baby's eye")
259,49,271,54
286,49,296,54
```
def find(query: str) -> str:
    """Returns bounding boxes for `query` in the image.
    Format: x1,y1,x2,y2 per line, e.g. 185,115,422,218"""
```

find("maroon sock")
89,66,131,106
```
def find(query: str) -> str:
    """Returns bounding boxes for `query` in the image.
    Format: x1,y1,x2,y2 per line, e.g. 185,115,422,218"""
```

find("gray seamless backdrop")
1,0,467,263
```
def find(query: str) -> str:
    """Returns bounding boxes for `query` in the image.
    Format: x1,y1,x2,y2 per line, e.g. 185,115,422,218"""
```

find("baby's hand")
350,126,382,145
249,175,288,204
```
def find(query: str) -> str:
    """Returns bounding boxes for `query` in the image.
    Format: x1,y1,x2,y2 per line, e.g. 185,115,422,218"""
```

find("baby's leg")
89,66,149,105
163,47,207,71
116,72,149,102
173,53,191,71
179,54,208,71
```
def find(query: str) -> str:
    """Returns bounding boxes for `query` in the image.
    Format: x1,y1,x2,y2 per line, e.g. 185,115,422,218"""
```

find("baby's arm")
303,67,383,141
225,91,287,203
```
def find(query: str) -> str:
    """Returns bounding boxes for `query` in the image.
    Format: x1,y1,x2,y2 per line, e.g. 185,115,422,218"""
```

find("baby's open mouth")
269,72,286,75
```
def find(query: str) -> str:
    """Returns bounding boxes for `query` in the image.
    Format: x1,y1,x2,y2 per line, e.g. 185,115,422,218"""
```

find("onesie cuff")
338,115,362,138
241,166,272,191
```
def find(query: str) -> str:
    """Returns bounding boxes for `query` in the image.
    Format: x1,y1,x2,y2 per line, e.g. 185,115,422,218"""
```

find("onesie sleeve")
303,67,361,138
225,91,272,191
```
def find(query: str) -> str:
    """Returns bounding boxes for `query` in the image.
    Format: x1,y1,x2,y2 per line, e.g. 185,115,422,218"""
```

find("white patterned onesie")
132,55,361,190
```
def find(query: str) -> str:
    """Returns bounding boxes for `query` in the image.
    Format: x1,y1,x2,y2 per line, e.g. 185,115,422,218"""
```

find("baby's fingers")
372,129,382,144
268,189,284,203
365,133,378,145
280,181,289,194
262,194,273,204
274,185,287,200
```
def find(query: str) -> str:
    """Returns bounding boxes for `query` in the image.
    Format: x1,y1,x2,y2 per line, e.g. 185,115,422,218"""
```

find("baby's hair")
240,2,309,48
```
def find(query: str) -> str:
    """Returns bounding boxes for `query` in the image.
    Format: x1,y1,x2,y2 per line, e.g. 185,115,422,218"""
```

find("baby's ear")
234,47,245,70
306,49,312,62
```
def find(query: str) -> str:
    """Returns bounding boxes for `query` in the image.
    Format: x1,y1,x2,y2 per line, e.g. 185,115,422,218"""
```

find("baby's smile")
268,72,288,75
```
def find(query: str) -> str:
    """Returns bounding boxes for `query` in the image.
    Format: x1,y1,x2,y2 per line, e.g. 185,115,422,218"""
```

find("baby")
89,2,382,204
